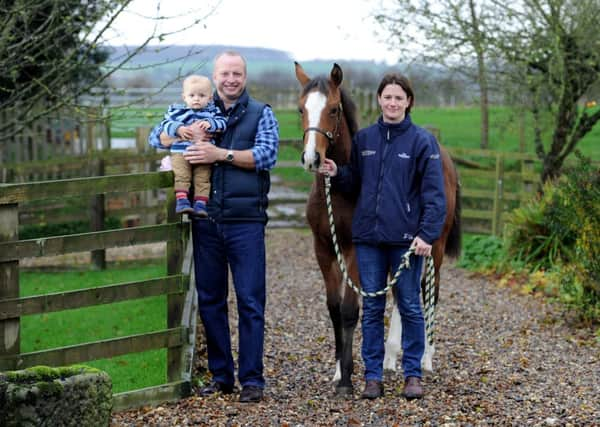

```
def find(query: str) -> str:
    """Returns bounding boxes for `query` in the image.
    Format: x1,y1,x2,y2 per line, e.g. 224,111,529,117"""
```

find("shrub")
503,152,599,321
503,182,576,270
456,234,506,272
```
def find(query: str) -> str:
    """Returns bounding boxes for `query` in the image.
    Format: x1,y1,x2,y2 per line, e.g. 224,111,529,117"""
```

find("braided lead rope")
324,174,436,344
423,257,436,346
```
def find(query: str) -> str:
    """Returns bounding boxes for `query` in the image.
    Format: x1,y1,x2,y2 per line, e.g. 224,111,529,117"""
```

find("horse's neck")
329,120,352,167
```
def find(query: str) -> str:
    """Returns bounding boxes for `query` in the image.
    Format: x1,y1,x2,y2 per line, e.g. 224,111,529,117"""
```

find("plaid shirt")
248,105,279,171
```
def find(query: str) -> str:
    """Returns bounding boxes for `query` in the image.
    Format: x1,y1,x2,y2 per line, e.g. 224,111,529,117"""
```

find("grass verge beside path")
20,261,167,393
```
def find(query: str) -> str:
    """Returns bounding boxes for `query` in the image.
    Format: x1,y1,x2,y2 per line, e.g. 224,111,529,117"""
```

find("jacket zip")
374,128,391,236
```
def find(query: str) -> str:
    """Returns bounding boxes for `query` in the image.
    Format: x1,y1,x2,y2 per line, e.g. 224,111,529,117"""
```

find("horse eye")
329,107,338,116
298,107,304,115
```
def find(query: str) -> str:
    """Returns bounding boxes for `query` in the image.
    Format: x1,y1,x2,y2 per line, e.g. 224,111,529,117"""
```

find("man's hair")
214,51,247,74
376,73,415,114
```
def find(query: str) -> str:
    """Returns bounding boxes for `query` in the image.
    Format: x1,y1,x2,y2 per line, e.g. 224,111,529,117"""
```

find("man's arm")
183,106,279,171
251,105,279,171
182,142,256,169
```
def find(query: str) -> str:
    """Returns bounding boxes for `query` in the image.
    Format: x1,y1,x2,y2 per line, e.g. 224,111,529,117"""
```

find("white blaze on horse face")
303,91,327,170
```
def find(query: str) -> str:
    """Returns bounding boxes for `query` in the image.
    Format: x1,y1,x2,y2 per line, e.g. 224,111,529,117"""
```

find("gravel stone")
111,229,599,426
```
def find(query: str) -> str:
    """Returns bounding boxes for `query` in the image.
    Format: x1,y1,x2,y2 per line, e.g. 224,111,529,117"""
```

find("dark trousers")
192,218,266,388
356,243,425,380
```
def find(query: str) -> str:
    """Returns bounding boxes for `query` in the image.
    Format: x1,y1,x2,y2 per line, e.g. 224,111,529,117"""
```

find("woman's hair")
376,73,415,114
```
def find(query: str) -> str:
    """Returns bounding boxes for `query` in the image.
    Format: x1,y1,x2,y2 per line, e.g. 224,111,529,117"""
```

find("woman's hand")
318,158,338,176
411,236,432,257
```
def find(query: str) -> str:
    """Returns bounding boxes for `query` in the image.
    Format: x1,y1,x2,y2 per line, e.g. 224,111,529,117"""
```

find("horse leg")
314,236,356,395
383,292,402,372
334,243,359,396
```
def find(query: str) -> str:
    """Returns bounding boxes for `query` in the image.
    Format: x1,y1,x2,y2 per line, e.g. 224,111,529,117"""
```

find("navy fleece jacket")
333,114,446,245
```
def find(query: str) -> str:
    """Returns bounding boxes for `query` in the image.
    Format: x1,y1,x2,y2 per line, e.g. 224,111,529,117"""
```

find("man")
183,51,279,403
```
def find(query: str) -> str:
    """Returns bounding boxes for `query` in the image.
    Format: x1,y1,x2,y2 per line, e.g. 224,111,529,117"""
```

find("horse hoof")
335,385,353,398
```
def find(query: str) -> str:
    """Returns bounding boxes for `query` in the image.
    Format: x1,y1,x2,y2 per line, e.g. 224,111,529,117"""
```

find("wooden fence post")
86,108,96,154
90,158,106,270
492,154,505,236
136,127,156,226
136,127,151,153
166,190,184,382
521,157,535,200
0,202,20,364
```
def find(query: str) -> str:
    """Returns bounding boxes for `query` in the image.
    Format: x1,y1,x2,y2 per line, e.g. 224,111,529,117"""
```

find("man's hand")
410,236,432,257
183,141,223,164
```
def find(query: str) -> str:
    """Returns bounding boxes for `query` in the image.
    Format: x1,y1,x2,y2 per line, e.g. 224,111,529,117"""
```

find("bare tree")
490,0,600,182
374,0,496,148
0,0,218,143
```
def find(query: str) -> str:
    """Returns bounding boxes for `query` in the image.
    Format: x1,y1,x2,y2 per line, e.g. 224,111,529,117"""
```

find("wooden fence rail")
1,141,548,236
274,144,542,236
0,172,197,410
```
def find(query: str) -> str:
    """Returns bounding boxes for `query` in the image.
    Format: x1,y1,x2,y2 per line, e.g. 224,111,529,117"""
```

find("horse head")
295,62,345,171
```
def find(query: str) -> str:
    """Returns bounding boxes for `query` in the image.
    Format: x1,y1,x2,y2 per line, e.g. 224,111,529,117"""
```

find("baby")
148,74,226,216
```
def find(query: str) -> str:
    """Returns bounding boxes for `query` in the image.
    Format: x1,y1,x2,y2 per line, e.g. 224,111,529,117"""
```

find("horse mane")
340,88,359,137
301,76,359,138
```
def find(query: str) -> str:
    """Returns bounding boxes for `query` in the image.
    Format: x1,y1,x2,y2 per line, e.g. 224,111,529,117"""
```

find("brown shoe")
239,385,263,403
402,376,424,400
361,380,384,399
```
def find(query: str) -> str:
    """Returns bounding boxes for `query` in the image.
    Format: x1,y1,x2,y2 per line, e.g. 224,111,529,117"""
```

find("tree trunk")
469,0,489,149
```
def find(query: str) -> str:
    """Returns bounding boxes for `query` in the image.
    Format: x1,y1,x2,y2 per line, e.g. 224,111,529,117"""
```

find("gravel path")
112,229,599,426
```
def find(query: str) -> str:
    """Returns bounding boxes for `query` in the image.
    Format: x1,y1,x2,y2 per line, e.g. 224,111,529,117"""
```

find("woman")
319,73,446,400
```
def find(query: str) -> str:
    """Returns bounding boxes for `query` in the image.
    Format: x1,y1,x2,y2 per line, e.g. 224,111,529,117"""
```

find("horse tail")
445,178,462,258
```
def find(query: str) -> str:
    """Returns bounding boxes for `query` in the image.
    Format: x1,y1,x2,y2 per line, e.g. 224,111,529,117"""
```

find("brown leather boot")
361,380,384,399
402,376,424,400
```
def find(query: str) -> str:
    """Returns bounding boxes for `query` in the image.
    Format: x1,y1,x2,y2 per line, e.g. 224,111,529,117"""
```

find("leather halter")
302,102,343,147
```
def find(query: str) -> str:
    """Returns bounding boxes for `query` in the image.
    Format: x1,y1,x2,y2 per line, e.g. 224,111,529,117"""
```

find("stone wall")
0,365,112,427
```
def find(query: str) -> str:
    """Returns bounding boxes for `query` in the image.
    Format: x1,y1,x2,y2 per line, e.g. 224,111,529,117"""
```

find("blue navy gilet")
208,90,270,223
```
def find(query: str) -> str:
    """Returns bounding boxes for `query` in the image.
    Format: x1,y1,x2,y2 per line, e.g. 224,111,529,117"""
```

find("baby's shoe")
193,200,208,218
175,198,194,214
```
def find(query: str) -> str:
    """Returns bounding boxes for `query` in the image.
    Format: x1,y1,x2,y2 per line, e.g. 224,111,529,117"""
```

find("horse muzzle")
301,150,321,171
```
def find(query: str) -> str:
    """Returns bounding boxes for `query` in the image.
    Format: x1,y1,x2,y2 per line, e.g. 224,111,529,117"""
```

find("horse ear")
295,61,310,86
331,63,343,88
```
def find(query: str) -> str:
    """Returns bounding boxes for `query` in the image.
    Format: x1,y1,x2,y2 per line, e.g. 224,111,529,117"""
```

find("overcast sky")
107,0,398,64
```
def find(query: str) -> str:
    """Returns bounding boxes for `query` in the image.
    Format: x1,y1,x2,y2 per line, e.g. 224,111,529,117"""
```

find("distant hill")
105,45,474,107
106,45,399,87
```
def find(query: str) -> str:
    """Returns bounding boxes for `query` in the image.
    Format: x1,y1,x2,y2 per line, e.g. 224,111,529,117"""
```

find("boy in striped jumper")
149,74,227,216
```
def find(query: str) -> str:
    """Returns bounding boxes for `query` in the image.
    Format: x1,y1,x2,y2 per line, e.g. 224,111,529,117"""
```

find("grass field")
111,105,599,158
20,261,168,393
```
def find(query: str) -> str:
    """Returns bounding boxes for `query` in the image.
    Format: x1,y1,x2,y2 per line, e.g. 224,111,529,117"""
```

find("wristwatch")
225,150,234,163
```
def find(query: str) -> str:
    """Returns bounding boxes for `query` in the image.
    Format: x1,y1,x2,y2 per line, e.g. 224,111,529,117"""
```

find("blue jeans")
192,219,266,388
356,243,424,380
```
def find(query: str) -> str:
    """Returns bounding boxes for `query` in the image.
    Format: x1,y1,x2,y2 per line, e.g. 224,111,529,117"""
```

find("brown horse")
294,62,461,397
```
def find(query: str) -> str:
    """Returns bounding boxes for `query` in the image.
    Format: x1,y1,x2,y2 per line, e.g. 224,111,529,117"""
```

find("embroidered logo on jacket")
398,152,411,159
362,150,376,156
430,153,440,159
